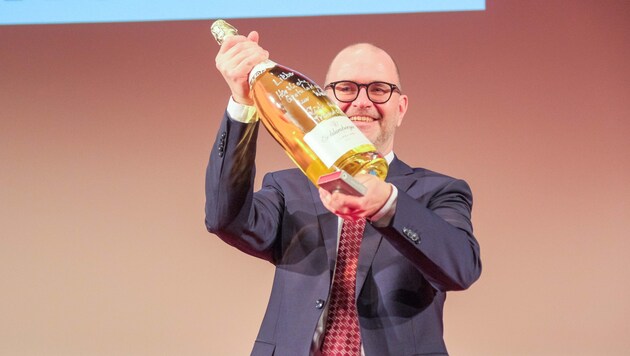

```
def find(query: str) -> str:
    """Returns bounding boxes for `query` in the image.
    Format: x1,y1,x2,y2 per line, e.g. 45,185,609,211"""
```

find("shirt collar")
383,151,395,164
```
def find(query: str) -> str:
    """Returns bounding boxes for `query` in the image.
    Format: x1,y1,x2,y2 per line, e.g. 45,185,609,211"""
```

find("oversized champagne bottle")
211,20,388,186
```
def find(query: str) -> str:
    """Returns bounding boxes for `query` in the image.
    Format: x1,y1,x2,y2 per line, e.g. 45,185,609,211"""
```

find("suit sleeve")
374,178,482,292
204,112,284,263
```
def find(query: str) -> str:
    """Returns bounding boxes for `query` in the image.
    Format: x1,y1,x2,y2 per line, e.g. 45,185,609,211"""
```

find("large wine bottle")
211,20,388,186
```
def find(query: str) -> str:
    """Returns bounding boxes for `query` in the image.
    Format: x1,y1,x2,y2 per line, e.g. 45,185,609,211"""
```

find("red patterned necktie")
321,218,366,356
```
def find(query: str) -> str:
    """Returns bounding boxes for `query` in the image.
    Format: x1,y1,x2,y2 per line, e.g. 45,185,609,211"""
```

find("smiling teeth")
350,116,375,122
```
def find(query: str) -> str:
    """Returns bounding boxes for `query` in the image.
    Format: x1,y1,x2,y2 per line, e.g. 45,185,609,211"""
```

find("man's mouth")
349,115,377,123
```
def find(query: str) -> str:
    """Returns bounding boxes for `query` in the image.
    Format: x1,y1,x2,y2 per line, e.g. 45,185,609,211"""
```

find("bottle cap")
211,20,238,45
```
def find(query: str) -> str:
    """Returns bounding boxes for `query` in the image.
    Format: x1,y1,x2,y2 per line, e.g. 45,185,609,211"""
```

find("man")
206,30,481,355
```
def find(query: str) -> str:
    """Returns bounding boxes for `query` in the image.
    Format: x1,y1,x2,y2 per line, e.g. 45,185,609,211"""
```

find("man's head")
325,43,408,155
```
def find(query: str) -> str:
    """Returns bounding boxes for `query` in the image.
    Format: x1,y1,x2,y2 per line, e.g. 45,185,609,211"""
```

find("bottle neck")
248,59,277,85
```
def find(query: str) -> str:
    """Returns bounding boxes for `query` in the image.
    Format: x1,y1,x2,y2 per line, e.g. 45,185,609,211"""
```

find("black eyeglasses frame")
324,80,402,104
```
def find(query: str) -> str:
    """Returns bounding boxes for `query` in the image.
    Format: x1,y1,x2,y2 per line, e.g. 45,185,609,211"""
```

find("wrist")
368,184,397,226
232,95,253,106
227,97,258,123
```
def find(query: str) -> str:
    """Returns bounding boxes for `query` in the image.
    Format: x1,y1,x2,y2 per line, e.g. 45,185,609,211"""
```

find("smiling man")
325,43,407,156
206,31,482,356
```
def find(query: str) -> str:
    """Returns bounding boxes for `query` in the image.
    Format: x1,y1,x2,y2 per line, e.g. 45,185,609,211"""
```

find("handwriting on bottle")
272,72,294,85
272,70,330,120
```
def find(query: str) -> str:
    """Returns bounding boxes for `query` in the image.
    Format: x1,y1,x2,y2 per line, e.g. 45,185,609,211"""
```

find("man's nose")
352,87,373,107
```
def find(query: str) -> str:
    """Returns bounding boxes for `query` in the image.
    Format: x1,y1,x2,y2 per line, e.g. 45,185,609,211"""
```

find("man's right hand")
215,31,269,106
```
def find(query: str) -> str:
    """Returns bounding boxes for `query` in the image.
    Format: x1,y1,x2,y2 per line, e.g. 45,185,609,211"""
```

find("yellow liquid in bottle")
251,63,388,186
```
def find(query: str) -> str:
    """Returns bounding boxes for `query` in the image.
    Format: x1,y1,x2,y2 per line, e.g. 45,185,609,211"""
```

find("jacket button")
315,299,325,309
403,227,420,243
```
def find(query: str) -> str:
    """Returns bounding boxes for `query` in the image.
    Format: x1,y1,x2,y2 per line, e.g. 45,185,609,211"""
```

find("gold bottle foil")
211,20,238,45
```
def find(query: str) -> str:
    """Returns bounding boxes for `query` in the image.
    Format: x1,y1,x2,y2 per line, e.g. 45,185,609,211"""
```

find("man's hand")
318,174,393,221
215,31,269,106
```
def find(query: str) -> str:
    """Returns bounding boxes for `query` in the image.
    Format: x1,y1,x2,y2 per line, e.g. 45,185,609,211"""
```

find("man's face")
325,45,408,155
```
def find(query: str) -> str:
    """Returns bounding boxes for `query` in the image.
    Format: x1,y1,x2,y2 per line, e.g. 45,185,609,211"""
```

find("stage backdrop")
1,1,629,355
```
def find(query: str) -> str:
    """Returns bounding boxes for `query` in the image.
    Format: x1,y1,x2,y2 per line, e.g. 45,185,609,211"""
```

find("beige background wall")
1,1,629,355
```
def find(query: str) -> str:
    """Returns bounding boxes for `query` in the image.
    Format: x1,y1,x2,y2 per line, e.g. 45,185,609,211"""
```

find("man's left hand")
318,174,392,221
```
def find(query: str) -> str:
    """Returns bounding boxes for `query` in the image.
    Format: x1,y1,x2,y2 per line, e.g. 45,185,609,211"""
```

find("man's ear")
396,94,409,127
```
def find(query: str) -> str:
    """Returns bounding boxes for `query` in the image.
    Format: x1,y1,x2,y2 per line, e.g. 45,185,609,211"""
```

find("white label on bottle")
303,115,373,168
249,60,277,85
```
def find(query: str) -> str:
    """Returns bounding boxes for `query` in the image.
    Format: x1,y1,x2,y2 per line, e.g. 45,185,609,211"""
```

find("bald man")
206,31,481,356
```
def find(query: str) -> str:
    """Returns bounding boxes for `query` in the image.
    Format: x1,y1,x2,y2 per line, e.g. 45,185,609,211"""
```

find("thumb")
247,30,260,43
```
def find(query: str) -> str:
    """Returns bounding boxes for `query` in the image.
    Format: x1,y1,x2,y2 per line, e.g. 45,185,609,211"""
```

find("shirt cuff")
227,96,258,123
369,184,398,227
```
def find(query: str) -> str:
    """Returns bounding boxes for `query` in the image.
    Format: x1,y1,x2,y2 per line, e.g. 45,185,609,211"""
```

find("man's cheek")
337,102,351,112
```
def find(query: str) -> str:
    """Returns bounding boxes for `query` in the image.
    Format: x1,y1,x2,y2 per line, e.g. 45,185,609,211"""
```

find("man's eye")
370,87,388,95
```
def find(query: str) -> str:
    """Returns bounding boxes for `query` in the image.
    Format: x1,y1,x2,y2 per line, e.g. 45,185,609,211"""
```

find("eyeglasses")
324,80,401,104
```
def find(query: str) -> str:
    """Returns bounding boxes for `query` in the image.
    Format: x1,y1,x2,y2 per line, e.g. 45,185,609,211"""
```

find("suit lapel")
385,155,416,192
355,223,382,296
309,183,339,274
355,156,415,297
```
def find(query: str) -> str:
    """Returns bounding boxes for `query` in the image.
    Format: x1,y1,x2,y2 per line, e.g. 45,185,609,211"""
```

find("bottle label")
303,116,373,168
249,60,276,85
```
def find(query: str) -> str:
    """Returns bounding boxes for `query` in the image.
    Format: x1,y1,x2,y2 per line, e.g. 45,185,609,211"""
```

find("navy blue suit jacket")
205,113,482,356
